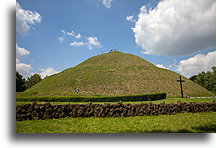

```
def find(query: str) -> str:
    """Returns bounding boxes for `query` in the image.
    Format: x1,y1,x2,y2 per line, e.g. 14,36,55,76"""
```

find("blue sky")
16,0,215,78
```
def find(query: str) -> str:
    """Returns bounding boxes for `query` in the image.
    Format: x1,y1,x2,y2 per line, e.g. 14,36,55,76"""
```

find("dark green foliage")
16,72,42,91
189,75,197,82
16,93,166,102
25,74,42,89
190,66,216,94
16,101,216,121
16,71,26,92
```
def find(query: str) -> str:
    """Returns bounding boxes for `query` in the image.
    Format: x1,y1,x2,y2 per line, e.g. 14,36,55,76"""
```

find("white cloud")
155,64,166,69
102,0,112,8
70,42,86,47
126,15,136,23
16,44,32,78
168,59,177,70
133,0,216,56
69,37,102,49
176,51,216,78
39,67,59,79
61,30,66,35
87,36,102,50
87,37,100,46
60,30,82,40
16,59,32,76
75,33,81,39
69,36,102,49
16,44,30,56
140,50,151,55
15,44,58,79
16,2,42,34
58,37,64,42
59,29,102,50
67,31,75,36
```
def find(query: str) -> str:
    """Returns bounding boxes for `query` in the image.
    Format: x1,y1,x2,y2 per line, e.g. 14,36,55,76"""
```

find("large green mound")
26,51,214,97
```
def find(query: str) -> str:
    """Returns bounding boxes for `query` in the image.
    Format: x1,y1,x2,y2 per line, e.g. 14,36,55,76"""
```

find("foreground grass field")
16,97,216,105
16,112,216,133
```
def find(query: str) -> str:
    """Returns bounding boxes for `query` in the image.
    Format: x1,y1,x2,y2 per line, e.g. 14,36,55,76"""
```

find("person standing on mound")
74,88,80,94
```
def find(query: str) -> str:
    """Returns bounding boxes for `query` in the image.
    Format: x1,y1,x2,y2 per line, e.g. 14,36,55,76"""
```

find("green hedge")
16,93,166,102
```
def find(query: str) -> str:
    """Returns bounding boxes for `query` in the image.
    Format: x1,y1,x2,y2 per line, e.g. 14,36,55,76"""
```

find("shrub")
16,93,166,102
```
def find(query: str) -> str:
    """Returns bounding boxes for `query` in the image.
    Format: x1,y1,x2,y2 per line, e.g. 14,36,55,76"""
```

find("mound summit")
26,51,214,97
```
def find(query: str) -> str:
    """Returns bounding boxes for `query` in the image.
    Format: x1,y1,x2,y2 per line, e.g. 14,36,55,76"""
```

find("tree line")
189,66,216,95
16,71,42,92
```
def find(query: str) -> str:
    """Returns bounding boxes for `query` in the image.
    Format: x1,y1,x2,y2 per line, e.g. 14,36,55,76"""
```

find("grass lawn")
16,112,216,133
16,97,216,105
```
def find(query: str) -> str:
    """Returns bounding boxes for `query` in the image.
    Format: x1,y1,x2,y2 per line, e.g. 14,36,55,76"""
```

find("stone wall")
16,101,216,121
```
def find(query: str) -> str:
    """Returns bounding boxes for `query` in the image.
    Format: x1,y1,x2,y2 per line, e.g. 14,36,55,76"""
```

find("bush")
16,93,166,102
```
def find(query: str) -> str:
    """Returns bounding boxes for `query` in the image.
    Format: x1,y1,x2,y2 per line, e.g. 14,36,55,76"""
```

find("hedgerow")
16,93,166,102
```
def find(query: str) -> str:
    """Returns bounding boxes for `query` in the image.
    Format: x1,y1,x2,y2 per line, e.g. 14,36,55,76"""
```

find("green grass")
16,112,216,133
23,51,214,97
16,97,216,105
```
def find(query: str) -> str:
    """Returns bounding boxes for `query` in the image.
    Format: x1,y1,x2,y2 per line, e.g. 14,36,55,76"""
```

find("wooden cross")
177,76,185,98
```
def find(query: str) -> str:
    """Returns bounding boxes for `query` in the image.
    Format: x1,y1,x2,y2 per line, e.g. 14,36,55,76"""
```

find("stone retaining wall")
16,101,216,121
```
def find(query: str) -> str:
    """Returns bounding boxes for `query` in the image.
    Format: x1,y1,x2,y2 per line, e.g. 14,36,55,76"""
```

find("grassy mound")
25,51,214,97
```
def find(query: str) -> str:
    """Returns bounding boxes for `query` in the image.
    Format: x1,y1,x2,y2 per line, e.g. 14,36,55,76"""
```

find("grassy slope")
16,112,216,133
16,97,216,105
25,51,214,97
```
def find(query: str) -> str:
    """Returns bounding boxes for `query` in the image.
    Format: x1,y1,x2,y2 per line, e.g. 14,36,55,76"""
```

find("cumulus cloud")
75,33,81,39
126,15,136,23
69,37,102,49
16,44,30,56
39,67,59,79
87,36,102,50
155,64,166,69
15,44,58,79
70,42,86,47
59,29,102,49
16,59,32,76
16,2,42,34
66,31,74,36
133,0,216,56
176,51,216,77
61,30,66,35
16,44,32,77
65,30,82,39
102,0,112,8
58,37,64,42
59,30,82,42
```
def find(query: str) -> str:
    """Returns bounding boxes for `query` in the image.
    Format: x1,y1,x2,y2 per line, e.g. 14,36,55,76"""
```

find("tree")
211,66,216,94
189,75,197,81
189,66,216,95
196,72,206,86
203,71,214,91
25,74,42,89
16,71,26,92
